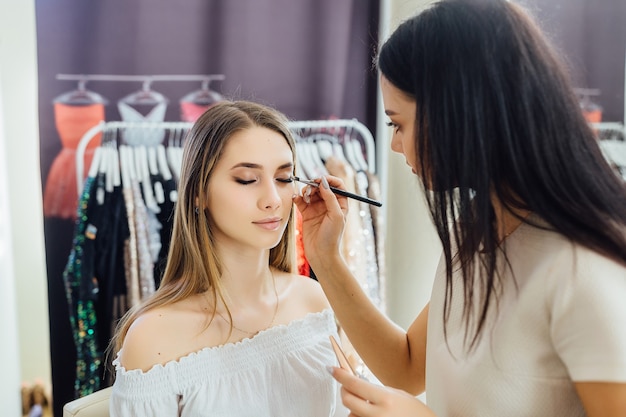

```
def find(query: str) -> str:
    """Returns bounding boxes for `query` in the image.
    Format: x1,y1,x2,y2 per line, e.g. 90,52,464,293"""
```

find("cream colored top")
426,219,626,416
110,309,347,417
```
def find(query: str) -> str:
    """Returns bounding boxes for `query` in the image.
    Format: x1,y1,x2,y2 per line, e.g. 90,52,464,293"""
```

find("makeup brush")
292,176,382,207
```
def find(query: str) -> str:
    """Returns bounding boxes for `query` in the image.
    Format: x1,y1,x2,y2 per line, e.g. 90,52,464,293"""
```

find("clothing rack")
591,122,626,180
75,118,376,194
591,121,625,134
57,73,226,88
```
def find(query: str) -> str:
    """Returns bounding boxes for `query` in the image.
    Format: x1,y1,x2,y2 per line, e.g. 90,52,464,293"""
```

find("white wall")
382,0,441,330
0,71,22,417
0,0,52,403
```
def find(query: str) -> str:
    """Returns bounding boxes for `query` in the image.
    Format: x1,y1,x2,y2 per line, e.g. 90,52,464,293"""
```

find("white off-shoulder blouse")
110,308,346,417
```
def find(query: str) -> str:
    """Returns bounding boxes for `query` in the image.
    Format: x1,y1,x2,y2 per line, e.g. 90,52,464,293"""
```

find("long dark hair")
378,0,626,349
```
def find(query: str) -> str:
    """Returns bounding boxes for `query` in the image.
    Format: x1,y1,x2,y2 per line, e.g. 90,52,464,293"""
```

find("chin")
257,233,285,250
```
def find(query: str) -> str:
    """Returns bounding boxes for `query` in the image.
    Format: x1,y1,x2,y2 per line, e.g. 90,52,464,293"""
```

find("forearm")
312,256,425,393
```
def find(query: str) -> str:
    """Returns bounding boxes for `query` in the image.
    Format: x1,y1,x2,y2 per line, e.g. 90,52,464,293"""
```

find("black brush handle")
328,185,382,207
294,176,382,207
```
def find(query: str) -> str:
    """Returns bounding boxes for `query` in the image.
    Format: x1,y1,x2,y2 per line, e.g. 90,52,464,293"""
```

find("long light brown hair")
109,100,297,355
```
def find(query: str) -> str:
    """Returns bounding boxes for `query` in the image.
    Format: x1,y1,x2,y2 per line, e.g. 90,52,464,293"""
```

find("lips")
253,218,282,231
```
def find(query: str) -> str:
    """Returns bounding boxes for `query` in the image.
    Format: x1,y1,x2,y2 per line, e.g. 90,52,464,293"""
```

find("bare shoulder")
280,272,331,314
119,301,210,372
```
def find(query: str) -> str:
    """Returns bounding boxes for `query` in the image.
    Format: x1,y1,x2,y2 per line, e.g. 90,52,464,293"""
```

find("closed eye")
235,178,256,185
235,177,293,185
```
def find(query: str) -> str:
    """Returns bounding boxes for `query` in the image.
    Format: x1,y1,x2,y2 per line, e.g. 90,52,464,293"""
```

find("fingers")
293,194,308,214
296,175,347,210
322,174,348,190
332,367,436,417
333,367,382,403
342,386,372,417
332,368,377,417
317,176,345,218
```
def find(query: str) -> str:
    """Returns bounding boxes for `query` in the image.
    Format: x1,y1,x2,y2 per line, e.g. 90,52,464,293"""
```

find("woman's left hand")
330,367,437,417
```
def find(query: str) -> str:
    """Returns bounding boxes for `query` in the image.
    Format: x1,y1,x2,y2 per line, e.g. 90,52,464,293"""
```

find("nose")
390,134,403,155
259,181,282,210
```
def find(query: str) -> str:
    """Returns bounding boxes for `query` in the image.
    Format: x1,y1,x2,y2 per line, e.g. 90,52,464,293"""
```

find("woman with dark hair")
295,0,626,416
108,100,346,416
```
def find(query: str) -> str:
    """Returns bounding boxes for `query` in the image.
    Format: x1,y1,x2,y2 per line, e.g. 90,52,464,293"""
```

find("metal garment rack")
57,73,226,88
591,121,626,180
75,118,376,194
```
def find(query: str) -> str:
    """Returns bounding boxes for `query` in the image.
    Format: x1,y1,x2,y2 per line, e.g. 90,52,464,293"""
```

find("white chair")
62,387,111,417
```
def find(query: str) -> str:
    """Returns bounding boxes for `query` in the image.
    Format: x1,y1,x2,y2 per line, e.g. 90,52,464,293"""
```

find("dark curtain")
520,0,626,122
35,1,379,415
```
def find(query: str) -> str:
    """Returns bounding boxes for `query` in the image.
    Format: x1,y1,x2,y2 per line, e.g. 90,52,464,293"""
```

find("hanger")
147,146,165,204
119,79,169,107
349,139,369,173
308,133,348,166
135,145,160,213
156,144,178,202
87,147,103,179
307,130,350,167
297,138,328,179
53,79,108,106
179,78,224,106
119,145,131,190
111,146,121,190
156,144,173,181
102,129,118,195
95,129,117,205
314,136,334,161
171,128,185,179
338,126,369,173
307,139,329,176
342,126,362,173
331,142,349,165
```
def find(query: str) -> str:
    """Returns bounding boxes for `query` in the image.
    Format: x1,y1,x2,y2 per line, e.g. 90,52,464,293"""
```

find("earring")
195,207,199,214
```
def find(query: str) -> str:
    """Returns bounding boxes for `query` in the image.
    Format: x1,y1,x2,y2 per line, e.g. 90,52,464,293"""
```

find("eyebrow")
230,162,294,170
384,109,399,116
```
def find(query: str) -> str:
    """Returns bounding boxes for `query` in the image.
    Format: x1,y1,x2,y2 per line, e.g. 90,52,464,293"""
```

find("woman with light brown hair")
108,100,345,416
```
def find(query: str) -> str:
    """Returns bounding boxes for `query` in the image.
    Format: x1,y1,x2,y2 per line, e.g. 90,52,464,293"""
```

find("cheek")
280,181,297,198
404,139,417,163
280,186,296,209
206,186,245,218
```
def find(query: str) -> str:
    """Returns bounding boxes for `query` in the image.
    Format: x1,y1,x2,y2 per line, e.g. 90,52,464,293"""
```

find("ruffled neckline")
114,308,335,376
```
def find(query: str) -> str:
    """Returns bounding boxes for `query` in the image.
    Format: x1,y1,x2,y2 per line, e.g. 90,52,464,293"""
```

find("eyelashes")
235,177,294,185
386,121,400,132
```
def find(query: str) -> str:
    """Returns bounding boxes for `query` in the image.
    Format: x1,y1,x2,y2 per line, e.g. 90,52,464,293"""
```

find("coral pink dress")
43,102,104,219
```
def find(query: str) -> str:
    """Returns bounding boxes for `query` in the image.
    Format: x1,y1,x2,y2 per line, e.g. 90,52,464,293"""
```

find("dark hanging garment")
62,175,103,397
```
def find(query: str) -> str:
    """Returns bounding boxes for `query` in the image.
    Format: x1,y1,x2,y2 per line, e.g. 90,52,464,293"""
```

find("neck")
219,262,276,306
491,195,531,242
